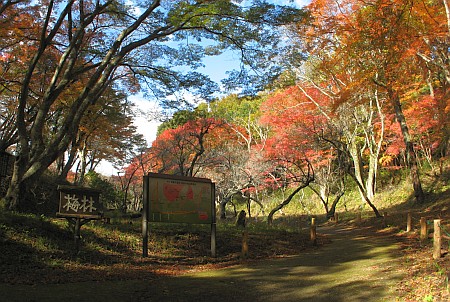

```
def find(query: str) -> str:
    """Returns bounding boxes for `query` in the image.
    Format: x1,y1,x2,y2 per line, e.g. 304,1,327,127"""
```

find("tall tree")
0,0,304,210
208,94,270,217
150,117,222,177
261,84,384,218
264,138,315,225
68,91,145,183
414,0,450,159
293,0,446,203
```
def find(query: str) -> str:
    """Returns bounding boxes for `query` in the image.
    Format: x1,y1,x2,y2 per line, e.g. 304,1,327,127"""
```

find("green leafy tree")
84,171,122,210
157,106,208,136
55,89,146,183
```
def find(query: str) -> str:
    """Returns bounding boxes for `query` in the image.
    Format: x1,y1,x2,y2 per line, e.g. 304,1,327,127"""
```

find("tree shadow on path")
131,223,404,302
1,224,403,302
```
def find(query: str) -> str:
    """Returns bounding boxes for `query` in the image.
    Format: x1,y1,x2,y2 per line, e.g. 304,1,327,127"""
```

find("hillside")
0,166,449,300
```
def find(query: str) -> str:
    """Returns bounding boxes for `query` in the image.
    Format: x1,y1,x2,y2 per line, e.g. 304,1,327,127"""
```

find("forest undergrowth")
0,167,449,301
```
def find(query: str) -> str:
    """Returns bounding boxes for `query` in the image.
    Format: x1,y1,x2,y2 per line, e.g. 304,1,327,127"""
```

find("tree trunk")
57,142,78,182
4,154,33,211
348,140,381,217
365,152,378,202
77,143,88,185
268,181,311,225
326,191,344,220
390,89,425,203
310,185,329,217
219,196,230,220
348,140,366,201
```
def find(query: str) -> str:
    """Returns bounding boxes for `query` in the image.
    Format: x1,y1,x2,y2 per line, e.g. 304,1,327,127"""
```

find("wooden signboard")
57,185,103,219
142,173,216,257
56,185,103,252
144,173,214,224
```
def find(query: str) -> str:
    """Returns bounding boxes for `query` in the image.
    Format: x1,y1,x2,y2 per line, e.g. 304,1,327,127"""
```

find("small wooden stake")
433,219,442,259
241,230,249,259
334,212,339,224
310,217,317,246
356,212,362,225
420,217,427,244
406,212,412,233
382,212,388,228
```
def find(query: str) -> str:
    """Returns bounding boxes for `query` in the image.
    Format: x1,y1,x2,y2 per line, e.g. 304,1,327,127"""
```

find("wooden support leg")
74,218,82,253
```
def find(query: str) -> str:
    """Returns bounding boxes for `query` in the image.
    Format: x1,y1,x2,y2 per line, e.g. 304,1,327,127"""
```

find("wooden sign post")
56,185,103,251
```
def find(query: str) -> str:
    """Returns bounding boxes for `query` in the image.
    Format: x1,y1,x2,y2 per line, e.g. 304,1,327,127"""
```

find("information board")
144,173,214,224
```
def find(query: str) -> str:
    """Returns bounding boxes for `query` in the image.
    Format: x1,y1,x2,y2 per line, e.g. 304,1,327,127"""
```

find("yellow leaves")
379,154,395,166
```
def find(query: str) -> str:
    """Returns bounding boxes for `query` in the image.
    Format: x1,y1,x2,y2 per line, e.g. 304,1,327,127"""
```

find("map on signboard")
163,183,194,202
147,174,213,224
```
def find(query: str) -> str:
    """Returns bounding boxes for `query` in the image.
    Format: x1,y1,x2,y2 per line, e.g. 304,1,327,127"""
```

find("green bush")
84,171,123,210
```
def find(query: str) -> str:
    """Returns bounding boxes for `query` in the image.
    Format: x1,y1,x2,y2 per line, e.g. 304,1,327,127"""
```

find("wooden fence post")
334,212,339,224
381,212,388,228
433,219,442,259
357,212,362,225
310,217,317,246
420,217,427,244
241,230,249,259
406,212,412,233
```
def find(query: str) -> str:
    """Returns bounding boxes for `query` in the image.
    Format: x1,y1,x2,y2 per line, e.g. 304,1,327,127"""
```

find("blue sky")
200,0,310,83
97,0,310,175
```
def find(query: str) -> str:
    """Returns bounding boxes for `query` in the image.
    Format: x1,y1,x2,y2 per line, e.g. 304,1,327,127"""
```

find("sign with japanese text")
144,173,215,224
57,185,102,218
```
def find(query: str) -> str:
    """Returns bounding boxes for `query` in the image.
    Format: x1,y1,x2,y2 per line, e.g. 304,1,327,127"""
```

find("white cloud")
129,95,162,145
267,0,311,8
96,95,162,176
295,0,311,7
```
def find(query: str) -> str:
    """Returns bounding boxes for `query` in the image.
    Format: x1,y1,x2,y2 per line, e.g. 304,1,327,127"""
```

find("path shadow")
0,224,404,302
131,224,404,302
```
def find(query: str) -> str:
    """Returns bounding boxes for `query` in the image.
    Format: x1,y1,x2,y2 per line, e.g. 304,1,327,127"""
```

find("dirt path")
1,224,404,302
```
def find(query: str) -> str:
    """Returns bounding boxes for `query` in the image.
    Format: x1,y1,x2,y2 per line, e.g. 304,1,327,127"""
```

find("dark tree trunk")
268,182,311,225
57,143,78,182
4,155,27,210
390,89,425,203
326,191,344,220
219,196,231,220
349,172,382,218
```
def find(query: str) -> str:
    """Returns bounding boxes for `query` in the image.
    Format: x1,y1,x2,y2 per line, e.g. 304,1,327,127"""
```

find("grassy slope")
0,164,449,300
